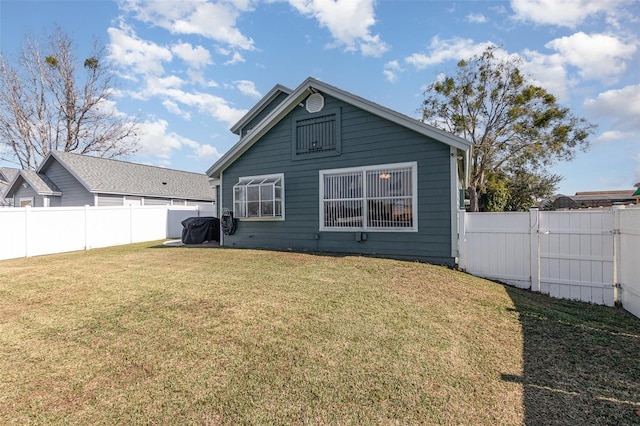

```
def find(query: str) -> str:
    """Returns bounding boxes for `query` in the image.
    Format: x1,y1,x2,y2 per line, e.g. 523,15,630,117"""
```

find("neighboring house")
551,190,637,210
0,167,19,207
207,77,471,265
4,151,215,208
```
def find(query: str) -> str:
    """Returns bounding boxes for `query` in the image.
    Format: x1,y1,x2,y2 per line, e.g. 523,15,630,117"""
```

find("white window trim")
233,173,285,221
19,197,34,207
319,162,418,232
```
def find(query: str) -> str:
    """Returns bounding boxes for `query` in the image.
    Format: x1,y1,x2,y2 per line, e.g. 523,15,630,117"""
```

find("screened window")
233,174,284,220
319,162,417,231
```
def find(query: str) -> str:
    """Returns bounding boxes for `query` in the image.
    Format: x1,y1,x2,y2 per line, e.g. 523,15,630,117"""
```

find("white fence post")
530,207,540,293
458,209,466,270
612,203,624,305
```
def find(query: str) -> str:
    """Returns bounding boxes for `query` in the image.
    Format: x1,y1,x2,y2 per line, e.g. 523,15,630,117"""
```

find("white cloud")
108,25,172,76
235,80,261,98
591,130,638,144
545,32,636,80
224,51,246,65
162,100,192,120
465,13,487,24
147,75,186,91
287,0,388,57
136,119,222,162
405,37,496,70
119,0,255,50
584,85,640,131
383,60,403,83
191,144,222,160
510,0,627,28
165,89,247,125
519,49,572,101
136,119,197,158
171,42,212,69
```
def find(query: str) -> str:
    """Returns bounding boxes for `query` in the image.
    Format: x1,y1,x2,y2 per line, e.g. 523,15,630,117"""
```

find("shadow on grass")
504,286,640,425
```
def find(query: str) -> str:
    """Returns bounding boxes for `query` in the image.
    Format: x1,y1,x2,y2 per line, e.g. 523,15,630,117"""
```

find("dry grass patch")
0,242,638,425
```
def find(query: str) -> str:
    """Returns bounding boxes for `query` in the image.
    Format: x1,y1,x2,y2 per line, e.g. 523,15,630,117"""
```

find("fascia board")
229,84,293,135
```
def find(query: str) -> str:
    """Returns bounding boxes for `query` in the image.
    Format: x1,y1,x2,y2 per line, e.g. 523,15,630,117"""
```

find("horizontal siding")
13,186,43,207
145,198,171,206
97,194,123,206
41,160,94,206
221,95,454,264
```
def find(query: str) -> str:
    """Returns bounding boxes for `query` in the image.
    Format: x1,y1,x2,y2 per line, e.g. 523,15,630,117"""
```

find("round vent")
305,92,324,113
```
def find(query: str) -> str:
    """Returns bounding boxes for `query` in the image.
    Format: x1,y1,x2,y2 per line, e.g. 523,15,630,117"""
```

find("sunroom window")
319,162,417,232
233,173,284,220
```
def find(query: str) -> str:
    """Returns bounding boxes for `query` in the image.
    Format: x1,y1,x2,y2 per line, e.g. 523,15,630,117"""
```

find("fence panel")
0,205,204,260
461,212,531,289
538,211,615,306
131,206,169,243
88,207,134,249
459,207,639,317
27,207,87,257
0,209,27,260
618,208,640,317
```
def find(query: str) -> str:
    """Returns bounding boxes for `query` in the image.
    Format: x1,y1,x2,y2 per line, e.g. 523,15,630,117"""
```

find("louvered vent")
305,92,324,113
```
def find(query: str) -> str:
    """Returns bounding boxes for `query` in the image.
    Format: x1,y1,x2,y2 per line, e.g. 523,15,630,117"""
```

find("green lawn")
0,242,638,425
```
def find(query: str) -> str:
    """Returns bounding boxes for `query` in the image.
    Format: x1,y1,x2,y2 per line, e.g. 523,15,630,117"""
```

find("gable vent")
305,92,324,113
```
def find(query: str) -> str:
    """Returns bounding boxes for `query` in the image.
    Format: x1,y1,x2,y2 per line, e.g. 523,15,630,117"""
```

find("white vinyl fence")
459,205,640,319
0,204,215,261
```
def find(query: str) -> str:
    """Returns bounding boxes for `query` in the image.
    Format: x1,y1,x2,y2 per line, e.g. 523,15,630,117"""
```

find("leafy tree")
479,172,509,212
420,46,595,211
0,27,139,169
504,168,561,211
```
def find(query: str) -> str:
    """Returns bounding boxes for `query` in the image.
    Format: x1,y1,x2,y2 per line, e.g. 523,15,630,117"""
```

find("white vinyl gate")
459,206,640,317
537,210,615,306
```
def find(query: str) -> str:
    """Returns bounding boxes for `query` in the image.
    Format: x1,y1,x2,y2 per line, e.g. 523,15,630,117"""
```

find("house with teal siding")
207,77,471,265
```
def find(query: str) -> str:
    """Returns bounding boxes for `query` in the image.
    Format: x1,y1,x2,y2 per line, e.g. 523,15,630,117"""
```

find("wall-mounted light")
22,182,28,188
379,173,391,179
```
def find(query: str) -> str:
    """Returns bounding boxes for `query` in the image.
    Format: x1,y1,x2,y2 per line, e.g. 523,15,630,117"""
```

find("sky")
0,0,638,195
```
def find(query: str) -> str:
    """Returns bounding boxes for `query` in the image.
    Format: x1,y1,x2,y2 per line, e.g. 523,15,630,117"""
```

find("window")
292,109,341,159
233,173,284,220
19,197,34,207
320,162,417,232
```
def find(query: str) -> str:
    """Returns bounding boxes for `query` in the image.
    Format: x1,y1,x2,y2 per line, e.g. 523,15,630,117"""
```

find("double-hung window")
233,173,284,220
319,162,417,232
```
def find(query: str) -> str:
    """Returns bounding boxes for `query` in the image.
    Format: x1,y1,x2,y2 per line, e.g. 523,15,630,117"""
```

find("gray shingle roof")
44,151,214,201
0,167,19,184
19,170,62,195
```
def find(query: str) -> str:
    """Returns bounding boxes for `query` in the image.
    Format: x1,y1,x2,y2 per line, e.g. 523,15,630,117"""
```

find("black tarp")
181,216,220,244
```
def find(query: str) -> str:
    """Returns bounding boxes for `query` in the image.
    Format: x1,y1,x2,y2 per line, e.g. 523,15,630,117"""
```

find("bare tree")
420,46,596,211
0,27,139,169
